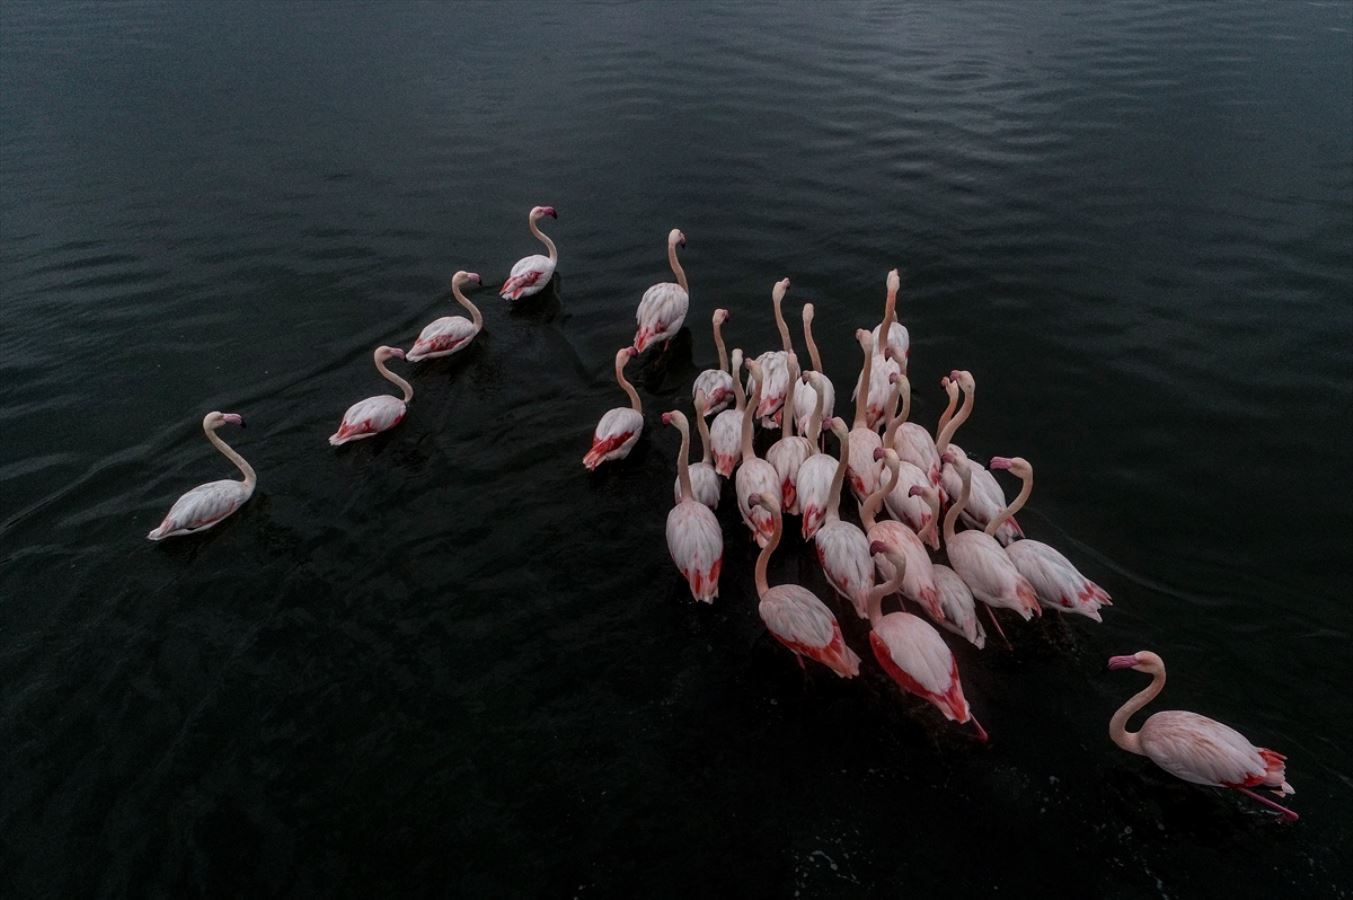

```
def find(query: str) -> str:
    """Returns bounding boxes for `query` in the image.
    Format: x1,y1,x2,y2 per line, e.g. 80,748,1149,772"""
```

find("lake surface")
2,1,1351,896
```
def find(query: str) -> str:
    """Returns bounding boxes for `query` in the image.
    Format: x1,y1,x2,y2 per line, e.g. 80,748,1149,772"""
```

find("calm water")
2,1,1351,896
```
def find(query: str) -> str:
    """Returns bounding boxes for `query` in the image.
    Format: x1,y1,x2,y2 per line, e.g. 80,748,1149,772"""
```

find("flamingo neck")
1110,669,1165,756
780,363,797,440
853,339,873,430
883,377,910,447
804,315,824,373
668,238,687,294
454,279,482,332
861,456,897,530
806,377,826,447
937,383,959,435
531,214,557,262
695,403,713,464
917,487,940,544
935,380,973,453
675,418,694,503
754,505,782,597
944,469,970,544
377,356,413,403
713,319,728,373
987,467,1032,537
773,295,792,354
866,554,906,627
742,373,761,460
206,423,255,489
616,356,641,412
731,354,746,411
826,427,849,522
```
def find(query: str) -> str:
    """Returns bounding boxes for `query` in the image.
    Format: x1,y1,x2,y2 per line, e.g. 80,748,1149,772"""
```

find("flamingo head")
908,484,927,499
662,409,687,430
990,456,1032,479
668,228,686,248
532,206,557,220
1109,652,1163,673
872,446,885,463
376,346,406,363
855,328,872,349
747,492,779,515
204,411,246,430
617,346,636,365
869,540,889,556
802,302,815,323
950,369,975,392
772,277,790,303
713,308,729,325
827,416,848,439
457,271,482,286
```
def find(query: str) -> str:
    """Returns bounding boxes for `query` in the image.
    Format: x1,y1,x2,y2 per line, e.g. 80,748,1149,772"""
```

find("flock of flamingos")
144,205,1298,823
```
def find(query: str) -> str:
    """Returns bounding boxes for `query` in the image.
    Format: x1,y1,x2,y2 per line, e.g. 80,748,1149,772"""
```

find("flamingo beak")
869,540,888,556
661,413,673,425
908,485,924,498
222,413,245,427
390,348,407,360
1107,655,1139,671
468,273,482,285
990,457,1013,470
872,447,885,462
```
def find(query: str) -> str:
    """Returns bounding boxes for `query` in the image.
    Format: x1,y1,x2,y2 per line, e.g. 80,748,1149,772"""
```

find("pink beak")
872,446,885,462
869,540,888,556
1107,655,1139,671
990,457,1013,470
908,485,924,498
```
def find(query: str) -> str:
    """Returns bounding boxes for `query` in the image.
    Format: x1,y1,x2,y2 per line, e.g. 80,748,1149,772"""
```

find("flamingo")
407,271,484,362
735,358,782,547
691,308,734,415
883,365,943,495
814,417,876,619
853,269,906,430
793,302,835,437
933,563,987,649
662,409,723,602
709,348,746,476
747,277,794,428
942,452,1040,643
329,346,413,446
846,329,883,503
1109,651,1297,822
861,449,943,621
795,372,837,540
146,412,255,541
633,228,689,353
871,268,909,368
673,390,721,509
986,456,1112,622
765,352,813,515
500,205,558,301
867,544,988,742
749,492,861,678
880,373,942,547
583,347,643,470
936,369,1022,545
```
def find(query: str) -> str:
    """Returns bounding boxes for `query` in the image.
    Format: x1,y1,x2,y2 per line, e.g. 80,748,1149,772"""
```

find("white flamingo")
814,417,876,619
500,206,558,301
691,308,734,415
735,358,782,547
795,373,838,540
633,228,689,353
407,271,484,362
765,353,814,515
147,411,255,541
673,390,722,509
329,346,413,446
793,302,836,437
662,409,723,602
709,348,746,476
583,348,643,470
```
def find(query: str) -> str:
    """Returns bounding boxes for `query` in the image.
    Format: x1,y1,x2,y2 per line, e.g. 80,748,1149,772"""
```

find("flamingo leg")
985,605,1013,650
968,715,989,744
1234,787,1299,822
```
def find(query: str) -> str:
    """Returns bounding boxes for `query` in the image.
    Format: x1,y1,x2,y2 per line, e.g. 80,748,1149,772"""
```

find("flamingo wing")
148,479,252,540
870,612,970,722
759,585,861,678
795,454,837,539
814,520,874,618
501,255,555,300
735,459,781,547
933,564,986,648
1140,711,1292,794
584,407,643,470
709,410,744,476
1004,539,1110,621
330,395,406,445
407,316,477,361
634,282,689,352
692,369,734,415
666,501,724,602
947,531,1040,619
747,351,789,423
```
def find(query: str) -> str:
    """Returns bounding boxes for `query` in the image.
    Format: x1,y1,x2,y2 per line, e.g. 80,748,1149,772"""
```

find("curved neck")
695,402,713,463
867,554,907,627
531,215,557,262
853,339,873,429
944,468,970,544
806,378,826,446
668,238,687,293
616,355,641,412
883,377,911,447
453,279,482,331
742,371,761,459
861,455,898,530
937,383,959,435
987,467,1033,537
803,314,824,372
826,427,849,522
1110,669,1165,756
917,487,939,544
935,380,973,453
713,317,728,373
780,361,798,439
675,418,694,502
207,424,255,488
754,504,782,597
377,355,413,403
773,295,791,354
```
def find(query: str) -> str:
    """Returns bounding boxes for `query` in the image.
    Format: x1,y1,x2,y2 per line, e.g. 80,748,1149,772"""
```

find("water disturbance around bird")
1,2,1351,896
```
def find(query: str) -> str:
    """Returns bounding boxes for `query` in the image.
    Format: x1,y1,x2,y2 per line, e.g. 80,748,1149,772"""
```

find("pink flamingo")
814,417,876,619
709,348,746,476
867,544,987,741
987,456,1112,622
147,411,255,541
735,358,782,547
583,348,643,470
691,308,734,415
747,277,794,429
329,346,413,446
633,229,689,353
500,206,558,301
854,269,906,430
749,492,861,678
880,373,941,548
766,352,814,514
673,390,721,509
793,302,836,437
794,372,837,540
662,409,723,602
936,370,1022,545
942,452,1040,644
933,563,986,649
1109,651,1297,822
883,365,943,495
846,329,883,503
862,448,943,621
407,271,483,362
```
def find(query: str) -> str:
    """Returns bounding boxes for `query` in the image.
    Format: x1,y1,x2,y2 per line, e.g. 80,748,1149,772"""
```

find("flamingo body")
882,459,940,550
869,613,976,728
894,422,942,489
692,369,734,416
634,282,689,353
501,255,555,300
329,395,406,445
766,436,812,515
871,321,910,365
942,447,1022,545
933,564,986,649
147,479,251,540
814,520,874,619
946,531,1040,620
759,585,862,678
868,520,943,622
406,316,477,362
583,408,642,470
735,459,780,547
795,454,837,540
1004,539,1111,622
709,410,743,476
666,501,723,602
846,426,882,502
674,463,721,509
748,350,789,428
793,373,835,438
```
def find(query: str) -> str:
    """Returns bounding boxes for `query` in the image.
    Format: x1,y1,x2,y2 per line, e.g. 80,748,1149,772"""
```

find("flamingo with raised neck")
662,409,723,602
147,411,256,540
500,205,558,301
633,229,689,353
936,369,1023,545
709,348,747,476
793,302,836,437
856,269,906,430
734,358,783,547
407,271,484,362
329,346,413,446
748,277,795,428
583,347,643,470
691,308,735,415
794,371,838,540
766,352,814,515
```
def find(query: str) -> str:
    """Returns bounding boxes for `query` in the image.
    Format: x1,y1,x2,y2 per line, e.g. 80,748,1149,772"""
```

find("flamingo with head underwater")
634,228,689,353
583,347,643,470
500,206,558,301
1109,650,1297,822
329,346,413,446
147,411,255,541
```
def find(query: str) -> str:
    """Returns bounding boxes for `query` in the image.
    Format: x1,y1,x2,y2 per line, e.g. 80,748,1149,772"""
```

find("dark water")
3,1,1351,896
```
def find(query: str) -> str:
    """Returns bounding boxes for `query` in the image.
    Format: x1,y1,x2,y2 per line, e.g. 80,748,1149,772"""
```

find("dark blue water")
2,1,1351,896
